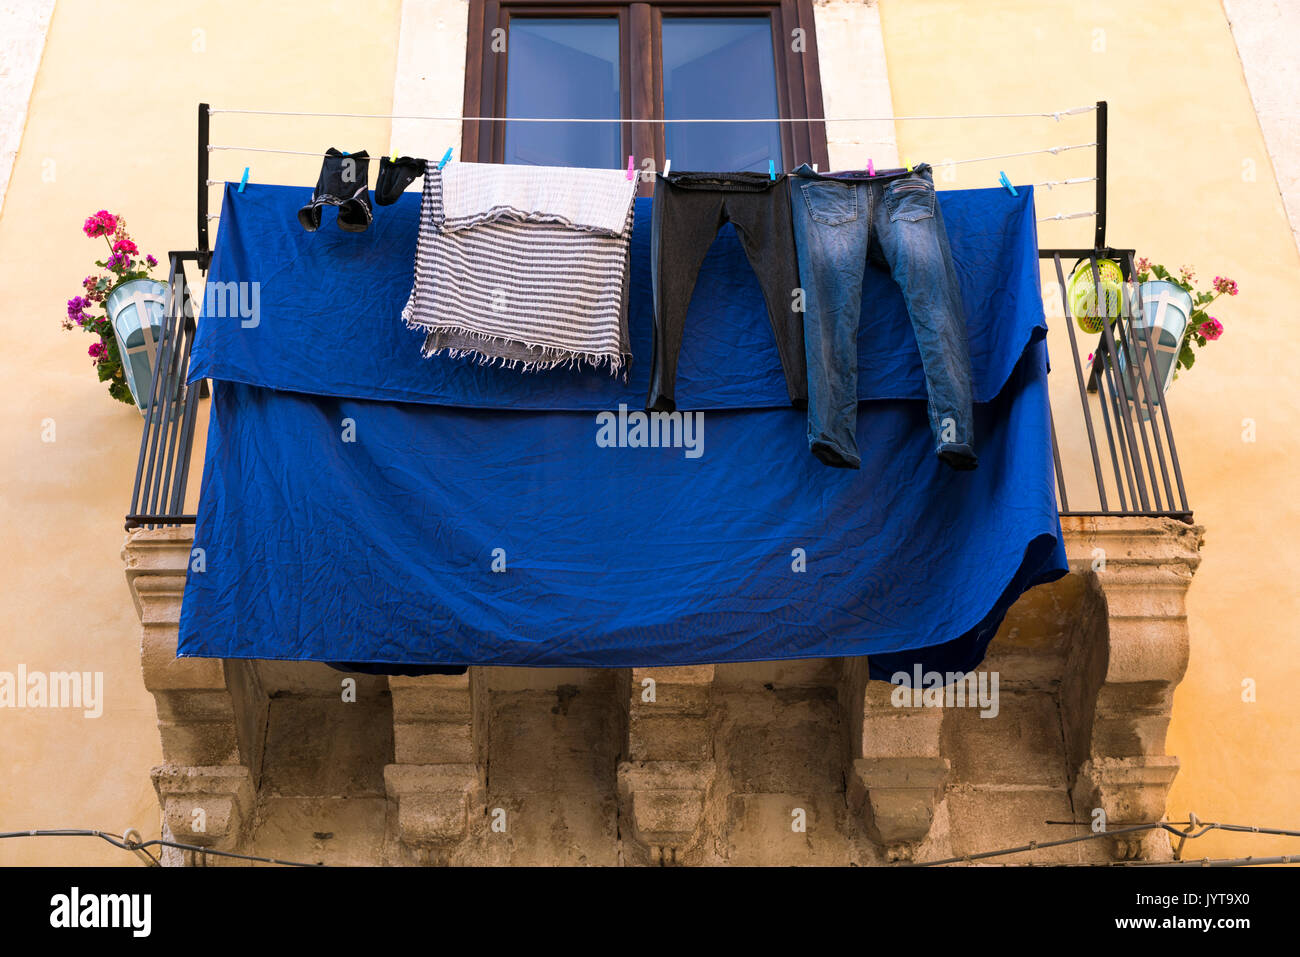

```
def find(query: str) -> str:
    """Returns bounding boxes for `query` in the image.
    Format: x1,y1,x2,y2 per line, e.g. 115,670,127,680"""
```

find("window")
463,0,828,184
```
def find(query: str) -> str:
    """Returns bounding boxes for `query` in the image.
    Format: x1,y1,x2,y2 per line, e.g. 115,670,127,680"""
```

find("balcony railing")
124,251,202,530
1042,250,1192,521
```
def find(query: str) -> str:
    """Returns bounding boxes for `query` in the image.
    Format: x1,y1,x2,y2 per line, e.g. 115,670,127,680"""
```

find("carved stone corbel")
617,665,716,865
840,657,948,861
1059,516,1203,860
383,669,486,864
125,527,264,863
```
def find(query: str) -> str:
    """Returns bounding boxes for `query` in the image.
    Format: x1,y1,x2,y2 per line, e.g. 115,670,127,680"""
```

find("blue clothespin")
437,148,453,170
626,155,635,181
998,171,1018,196
238,167,249,193
768,160,776,181
867,158,875,177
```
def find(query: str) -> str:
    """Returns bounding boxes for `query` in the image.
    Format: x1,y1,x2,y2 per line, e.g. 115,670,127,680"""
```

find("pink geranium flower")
1199,318,1223,340
82,210,118,238
1212,275,1239,296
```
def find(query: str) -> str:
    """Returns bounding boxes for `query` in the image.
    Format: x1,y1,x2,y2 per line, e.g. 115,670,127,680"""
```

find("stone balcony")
123,515,1202,865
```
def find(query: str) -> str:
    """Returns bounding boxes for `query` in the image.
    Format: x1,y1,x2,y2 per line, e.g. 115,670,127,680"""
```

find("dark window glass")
662,17,782,172
504,18,620,168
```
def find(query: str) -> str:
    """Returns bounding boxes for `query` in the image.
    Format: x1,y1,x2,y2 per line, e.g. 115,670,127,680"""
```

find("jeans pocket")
801,181,858,226
883,180,935,223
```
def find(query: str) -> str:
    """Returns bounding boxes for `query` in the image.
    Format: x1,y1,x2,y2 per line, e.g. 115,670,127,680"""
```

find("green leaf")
109,379,136,405
1179,341,1196,371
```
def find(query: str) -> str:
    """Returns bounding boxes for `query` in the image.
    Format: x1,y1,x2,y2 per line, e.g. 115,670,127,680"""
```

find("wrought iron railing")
124,251,202,530
1041,249,1192,521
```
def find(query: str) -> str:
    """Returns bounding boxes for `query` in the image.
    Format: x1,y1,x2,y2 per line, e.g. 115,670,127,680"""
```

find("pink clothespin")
867,159,875,177
626,155,635,181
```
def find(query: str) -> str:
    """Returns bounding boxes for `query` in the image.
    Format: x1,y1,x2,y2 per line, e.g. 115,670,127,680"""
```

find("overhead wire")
0,828,320,867
207,105,1099,122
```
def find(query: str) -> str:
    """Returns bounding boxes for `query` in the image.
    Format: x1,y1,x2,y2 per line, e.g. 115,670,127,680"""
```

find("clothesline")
1038,210,1096,222
207,105,1099,123
206,140,1098,169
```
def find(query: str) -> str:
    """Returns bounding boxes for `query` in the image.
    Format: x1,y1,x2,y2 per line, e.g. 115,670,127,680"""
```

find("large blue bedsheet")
178,180,1066,677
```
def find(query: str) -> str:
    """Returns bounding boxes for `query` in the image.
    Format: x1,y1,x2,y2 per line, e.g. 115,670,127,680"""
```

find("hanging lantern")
1120,280,1192,403
105,278,167,413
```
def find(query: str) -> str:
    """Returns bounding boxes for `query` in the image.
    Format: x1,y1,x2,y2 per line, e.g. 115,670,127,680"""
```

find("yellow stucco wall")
0,0,403,865
1,0,1294,865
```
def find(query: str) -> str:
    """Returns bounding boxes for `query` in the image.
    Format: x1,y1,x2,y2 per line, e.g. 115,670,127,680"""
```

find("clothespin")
904,157,913,172
812,164,818,172
626,155,635,181
391,148,399,162
768,159,776,181
867,159,875,177
662,159,671,177
998,171,1018,196
238,167,249,193
437,148,453,170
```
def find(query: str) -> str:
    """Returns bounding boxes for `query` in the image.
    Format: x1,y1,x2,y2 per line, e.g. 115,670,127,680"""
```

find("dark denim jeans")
647,171,807,412
789,163,976,470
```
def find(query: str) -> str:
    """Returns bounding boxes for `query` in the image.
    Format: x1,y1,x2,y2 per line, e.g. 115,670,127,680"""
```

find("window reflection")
505,18,621,169
663,17,783,173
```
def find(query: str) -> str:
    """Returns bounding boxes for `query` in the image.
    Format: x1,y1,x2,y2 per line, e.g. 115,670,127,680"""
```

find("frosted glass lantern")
105,279,167,412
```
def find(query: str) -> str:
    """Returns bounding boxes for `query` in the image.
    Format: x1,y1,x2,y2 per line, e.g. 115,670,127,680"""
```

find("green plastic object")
1067,258,1124,334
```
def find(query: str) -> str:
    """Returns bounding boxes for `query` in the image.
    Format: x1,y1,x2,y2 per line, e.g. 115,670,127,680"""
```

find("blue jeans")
789,163,976,470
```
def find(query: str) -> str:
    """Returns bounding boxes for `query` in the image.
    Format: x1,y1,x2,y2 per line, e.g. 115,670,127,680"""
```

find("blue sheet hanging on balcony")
178,182,1067,677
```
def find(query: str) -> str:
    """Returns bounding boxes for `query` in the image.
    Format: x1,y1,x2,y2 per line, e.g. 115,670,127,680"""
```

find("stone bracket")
1072,756,1182,860
848,756,949,858
1059,516,1203,861
383,670,486,863
384,763,485,861
151,764,255,861
839,657,947,859
618,665,716,864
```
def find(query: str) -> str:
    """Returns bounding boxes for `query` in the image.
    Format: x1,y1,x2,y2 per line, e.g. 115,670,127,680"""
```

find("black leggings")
647,171,807,412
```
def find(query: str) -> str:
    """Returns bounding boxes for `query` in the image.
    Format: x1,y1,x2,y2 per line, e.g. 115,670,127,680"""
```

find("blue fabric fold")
189,182,1045,410
178,179,1066,674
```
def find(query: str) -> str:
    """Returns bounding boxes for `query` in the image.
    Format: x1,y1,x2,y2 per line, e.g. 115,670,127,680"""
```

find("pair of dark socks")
297,150,425,232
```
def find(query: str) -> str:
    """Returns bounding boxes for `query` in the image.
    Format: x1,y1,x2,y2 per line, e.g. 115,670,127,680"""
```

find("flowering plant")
65,210,160,405
1133,259,1237,376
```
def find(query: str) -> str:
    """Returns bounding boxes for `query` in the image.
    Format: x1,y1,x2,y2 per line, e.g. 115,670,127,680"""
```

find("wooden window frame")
462,0,829,180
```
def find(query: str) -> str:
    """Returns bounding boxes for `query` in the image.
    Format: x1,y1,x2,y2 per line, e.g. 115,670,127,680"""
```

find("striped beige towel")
401,162,636,375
